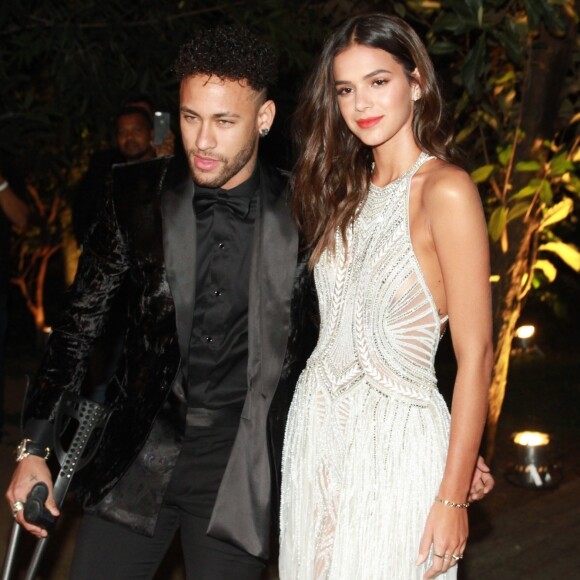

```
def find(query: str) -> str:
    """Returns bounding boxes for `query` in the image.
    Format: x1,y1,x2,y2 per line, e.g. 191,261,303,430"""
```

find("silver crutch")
1,393,111,580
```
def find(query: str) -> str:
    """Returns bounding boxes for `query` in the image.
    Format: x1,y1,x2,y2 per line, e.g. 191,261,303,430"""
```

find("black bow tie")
193,190,251,218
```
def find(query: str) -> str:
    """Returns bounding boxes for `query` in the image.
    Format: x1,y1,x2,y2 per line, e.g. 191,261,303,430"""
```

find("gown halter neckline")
369,151,431,192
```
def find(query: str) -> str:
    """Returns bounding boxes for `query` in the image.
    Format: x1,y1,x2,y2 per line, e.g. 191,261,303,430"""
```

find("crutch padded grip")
23,483,57,530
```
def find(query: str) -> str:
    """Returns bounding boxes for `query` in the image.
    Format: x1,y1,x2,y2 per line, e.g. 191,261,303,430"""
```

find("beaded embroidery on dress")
279,152,455,579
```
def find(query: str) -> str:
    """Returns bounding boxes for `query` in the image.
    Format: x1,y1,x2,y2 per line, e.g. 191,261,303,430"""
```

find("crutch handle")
1,393,111,580
23,483,57,531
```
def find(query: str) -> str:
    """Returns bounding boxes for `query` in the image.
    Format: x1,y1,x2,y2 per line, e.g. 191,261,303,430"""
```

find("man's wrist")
15,438,51,462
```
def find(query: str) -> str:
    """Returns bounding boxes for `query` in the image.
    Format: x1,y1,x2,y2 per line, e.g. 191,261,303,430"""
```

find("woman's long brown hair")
291,13,462,268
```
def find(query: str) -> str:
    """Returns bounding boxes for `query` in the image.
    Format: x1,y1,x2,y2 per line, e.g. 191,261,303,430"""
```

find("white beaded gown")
279,152,456,579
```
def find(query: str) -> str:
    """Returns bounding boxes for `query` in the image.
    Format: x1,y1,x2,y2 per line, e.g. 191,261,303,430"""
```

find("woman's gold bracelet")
435,496,470,509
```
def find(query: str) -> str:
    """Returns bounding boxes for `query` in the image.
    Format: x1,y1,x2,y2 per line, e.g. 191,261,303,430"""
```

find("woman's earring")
412,87,421,102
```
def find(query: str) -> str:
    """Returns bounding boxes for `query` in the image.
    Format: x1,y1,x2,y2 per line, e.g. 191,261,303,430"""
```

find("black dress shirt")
172,169,260,518
186,168,260,409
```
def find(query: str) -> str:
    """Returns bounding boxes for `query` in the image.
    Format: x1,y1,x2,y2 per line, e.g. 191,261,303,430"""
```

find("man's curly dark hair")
173,25,278,94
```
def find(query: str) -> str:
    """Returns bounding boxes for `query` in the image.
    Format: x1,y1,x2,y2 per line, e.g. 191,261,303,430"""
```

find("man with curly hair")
6,25,317,579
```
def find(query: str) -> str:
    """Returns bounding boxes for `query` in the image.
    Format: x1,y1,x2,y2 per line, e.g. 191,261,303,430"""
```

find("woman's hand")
416,501,468,579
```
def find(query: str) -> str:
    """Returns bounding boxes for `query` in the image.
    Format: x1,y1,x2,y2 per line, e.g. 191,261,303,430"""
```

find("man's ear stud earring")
260,128,269,137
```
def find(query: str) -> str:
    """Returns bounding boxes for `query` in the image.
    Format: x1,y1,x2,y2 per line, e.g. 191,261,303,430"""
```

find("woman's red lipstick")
356,116,383,128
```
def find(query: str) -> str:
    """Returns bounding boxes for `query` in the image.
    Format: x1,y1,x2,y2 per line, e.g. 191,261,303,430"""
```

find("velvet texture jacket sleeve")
24,173,131,425
24,158,182,502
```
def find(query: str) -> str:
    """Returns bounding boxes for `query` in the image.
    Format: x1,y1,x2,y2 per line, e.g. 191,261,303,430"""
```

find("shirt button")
205,336,213,343
213,290,222,296
218,242,225,249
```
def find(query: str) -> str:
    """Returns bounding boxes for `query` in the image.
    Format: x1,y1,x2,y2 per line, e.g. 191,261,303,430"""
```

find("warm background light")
515,325,535,340
513,431,550,446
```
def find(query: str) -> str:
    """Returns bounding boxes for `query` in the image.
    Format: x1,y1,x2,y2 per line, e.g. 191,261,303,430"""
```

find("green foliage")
404,2,578,457
488,206,508,242
539,240,580,270
475,130,579,283
407,0,579,297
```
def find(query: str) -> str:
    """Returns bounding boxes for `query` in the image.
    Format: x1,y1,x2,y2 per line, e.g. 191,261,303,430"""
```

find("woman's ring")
452,554,464,561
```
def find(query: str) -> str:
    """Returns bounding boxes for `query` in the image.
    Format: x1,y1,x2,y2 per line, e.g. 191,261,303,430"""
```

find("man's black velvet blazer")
24,155,318,559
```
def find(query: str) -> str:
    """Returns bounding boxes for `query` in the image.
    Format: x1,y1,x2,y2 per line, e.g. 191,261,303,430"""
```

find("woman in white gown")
280,14,493,580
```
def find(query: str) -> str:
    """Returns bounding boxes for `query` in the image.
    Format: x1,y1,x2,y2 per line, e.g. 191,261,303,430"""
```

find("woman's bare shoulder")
417,159,480,212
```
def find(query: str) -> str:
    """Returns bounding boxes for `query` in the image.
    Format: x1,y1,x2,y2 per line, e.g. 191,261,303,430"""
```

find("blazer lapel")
160,171,196,375
209,163,297,557
248,164,297,398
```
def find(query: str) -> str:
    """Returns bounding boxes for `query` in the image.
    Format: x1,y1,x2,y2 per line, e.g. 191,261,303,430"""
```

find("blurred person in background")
0,158,29,435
